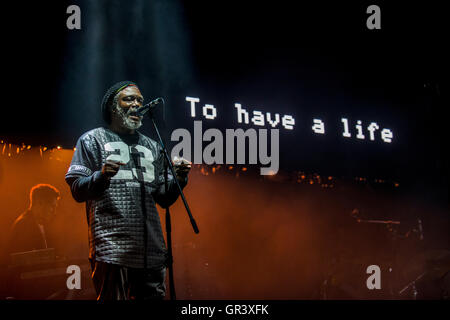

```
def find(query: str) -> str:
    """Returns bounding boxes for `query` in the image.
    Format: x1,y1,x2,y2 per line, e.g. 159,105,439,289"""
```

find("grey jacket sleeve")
65,135,109,202
65,171,110,203
153,172,188,208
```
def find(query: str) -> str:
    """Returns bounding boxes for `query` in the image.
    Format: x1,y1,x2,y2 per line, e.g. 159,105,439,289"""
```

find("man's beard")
112,103,143,130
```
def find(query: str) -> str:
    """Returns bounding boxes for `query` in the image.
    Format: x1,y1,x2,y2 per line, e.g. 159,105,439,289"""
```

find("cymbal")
416,249,450,264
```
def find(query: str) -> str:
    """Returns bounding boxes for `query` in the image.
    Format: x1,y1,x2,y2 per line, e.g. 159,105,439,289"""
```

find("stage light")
57,146,62,150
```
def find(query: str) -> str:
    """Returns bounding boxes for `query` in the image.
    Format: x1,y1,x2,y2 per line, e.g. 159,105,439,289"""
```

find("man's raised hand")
101,160,125,179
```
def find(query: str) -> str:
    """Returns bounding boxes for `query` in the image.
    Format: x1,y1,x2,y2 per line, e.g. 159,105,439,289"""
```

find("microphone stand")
163,157,176,300
146,107,199,301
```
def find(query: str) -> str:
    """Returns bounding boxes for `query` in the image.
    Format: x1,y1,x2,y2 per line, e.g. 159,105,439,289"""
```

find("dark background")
1,1,448,190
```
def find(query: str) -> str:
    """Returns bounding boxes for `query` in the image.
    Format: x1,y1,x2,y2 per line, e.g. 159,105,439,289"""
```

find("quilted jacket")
65,127,186,269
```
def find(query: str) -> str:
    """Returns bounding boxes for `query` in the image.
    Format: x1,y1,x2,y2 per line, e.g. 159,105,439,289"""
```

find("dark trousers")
90,259,166,301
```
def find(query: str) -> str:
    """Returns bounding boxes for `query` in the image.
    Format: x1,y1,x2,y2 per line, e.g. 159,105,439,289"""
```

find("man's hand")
172,156,192,181
101,160,125,179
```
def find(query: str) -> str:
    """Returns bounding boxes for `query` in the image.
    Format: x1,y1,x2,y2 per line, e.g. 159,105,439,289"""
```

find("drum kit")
320,209,450,299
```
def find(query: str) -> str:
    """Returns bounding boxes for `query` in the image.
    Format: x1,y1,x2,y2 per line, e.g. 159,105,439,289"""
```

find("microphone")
417,218,424,240
136,97,164,116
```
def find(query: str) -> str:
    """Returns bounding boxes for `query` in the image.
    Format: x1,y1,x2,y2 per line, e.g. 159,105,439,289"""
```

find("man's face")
35,198,58,224
112,86,144,131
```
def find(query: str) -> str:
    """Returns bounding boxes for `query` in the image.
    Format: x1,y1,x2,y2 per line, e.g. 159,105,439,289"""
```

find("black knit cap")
101,80,137,124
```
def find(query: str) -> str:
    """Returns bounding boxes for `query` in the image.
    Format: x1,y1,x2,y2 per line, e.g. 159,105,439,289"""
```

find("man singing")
65,81,191,300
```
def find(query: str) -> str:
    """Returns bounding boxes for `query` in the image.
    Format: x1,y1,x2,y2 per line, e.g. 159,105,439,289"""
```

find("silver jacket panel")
65,127,183,269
